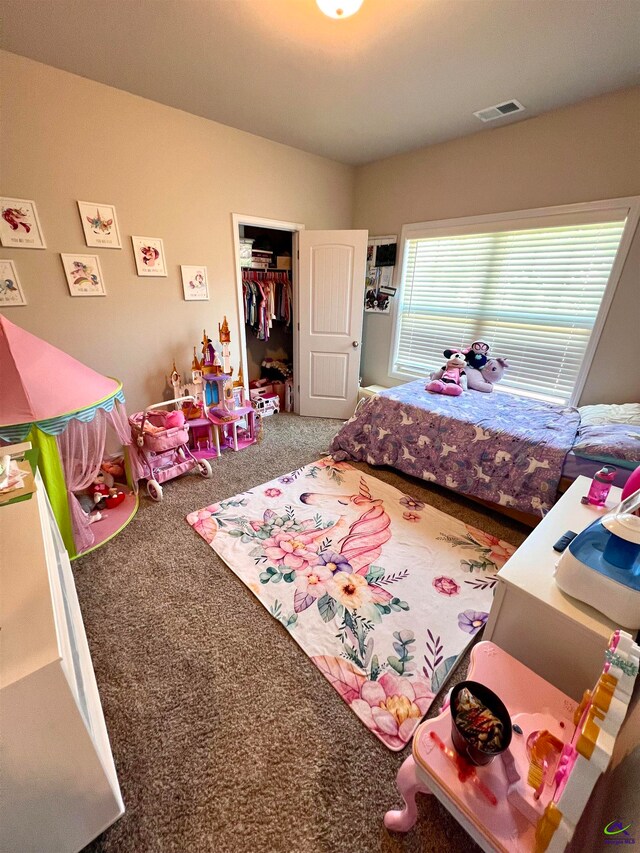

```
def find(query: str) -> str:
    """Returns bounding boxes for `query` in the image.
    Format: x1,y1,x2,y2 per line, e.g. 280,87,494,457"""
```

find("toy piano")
384,633,639,853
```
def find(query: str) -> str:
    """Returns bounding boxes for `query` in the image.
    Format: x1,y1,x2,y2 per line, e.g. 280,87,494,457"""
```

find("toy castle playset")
168,317,259,459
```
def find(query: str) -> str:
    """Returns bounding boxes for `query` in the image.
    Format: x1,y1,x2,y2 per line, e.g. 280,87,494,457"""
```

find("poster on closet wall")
0,198,46,249
364,235,397,314
0,260,27,305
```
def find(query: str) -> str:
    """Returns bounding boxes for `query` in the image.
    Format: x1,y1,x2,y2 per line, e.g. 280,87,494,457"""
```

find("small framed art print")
60,253,106,297
77,201,122,248
180,265,209,301
131,236,167,277
0,259,27,305
0,198,46,249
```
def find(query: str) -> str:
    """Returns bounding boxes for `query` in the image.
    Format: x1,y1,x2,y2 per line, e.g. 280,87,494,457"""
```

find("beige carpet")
77,413,528,853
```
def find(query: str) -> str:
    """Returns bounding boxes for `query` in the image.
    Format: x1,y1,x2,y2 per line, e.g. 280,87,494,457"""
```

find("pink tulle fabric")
108,400,144,484
57,413,107,553
56,402,143,552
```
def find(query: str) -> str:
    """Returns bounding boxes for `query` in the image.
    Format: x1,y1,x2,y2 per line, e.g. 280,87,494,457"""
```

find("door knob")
352,341,360,348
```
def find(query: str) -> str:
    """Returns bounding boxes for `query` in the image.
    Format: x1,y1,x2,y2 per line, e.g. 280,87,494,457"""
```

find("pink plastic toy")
129,396,213,501
168,319,258,455
384,632,639,853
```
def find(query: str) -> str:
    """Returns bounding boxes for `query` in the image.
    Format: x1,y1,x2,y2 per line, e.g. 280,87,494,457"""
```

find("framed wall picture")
131,236,167,277
180,265,209,301
0,198,46,249
77,201,122,248
60,253,106,297
0,259,27,305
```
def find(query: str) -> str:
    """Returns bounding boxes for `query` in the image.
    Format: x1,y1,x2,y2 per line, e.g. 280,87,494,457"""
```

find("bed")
330,381,639,524
564,402,640,487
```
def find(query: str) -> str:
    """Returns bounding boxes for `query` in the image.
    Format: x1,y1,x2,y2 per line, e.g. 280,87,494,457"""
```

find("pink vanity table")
385,642,576,851
384,635,639,853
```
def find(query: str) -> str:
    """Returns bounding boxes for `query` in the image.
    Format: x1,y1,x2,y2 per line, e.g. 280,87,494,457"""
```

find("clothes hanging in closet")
242,270,292,341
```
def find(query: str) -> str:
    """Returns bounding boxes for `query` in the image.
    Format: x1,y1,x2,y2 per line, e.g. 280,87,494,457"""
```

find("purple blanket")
330,380,580,515
573,423,640,469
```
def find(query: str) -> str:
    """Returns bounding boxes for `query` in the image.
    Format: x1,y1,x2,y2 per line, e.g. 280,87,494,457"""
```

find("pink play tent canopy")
0,314,119,427
0,314,140,558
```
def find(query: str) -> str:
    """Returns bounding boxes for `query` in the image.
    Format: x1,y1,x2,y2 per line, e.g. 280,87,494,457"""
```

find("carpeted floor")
78,413,528,853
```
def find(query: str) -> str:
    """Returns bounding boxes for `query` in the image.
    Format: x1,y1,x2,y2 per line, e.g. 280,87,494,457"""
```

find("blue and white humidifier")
555,488,640,630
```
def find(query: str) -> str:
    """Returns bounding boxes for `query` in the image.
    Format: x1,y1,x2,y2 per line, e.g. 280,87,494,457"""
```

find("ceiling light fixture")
316,0,363,19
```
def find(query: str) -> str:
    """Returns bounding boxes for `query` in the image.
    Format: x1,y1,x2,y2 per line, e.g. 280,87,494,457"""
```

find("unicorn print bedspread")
330,381,580,515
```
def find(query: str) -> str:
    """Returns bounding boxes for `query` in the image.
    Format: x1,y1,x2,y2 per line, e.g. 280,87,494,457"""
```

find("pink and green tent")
0,314,140,557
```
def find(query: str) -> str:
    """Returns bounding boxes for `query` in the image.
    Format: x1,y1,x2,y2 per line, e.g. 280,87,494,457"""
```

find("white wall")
0,51,354,412
354,87,640,405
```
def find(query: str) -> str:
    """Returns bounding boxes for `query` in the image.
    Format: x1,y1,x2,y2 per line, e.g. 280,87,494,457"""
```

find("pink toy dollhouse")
169,318,258,457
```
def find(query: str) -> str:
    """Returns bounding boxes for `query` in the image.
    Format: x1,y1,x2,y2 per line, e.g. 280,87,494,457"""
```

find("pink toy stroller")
129,397,212,501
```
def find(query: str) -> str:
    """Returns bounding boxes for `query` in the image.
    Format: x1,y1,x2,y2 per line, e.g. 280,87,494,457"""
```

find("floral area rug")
187,458,515,751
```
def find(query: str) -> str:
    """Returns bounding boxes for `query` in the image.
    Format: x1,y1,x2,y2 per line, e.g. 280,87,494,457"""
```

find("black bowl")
450,680,512,766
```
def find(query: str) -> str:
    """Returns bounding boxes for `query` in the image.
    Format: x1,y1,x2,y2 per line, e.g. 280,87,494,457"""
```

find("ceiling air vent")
473,100,526,123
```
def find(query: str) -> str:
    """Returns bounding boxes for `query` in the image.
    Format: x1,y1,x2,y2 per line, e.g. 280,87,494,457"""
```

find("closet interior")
238,224,294,415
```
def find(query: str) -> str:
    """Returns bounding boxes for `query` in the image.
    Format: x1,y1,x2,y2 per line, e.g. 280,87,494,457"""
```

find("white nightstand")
484,476,623,701
357,384,388,402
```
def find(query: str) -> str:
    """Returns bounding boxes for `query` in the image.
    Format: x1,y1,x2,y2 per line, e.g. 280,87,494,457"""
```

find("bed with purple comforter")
330,380,581,515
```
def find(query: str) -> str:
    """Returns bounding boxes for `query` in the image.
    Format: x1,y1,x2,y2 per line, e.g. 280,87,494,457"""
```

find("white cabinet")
0,473,124,852
484,476,620,701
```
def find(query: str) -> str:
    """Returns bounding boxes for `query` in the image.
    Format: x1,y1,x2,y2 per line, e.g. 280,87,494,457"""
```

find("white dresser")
0,473,124,852
484,476,621,701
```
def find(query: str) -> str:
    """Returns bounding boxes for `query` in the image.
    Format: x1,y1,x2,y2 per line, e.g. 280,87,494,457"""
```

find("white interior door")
297,230,368,418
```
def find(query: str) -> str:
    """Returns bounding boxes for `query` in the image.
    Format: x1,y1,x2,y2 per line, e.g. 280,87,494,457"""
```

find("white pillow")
578,403,640,427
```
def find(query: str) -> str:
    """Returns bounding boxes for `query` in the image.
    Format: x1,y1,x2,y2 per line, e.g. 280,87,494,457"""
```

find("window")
391,201,637,405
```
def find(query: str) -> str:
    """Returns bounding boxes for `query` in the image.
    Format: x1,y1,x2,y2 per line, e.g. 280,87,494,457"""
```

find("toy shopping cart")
129,397,212,501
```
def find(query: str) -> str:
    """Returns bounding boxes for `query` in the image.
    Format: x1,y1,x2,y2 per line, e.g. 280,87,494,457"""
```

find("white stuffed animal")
465,357,510,392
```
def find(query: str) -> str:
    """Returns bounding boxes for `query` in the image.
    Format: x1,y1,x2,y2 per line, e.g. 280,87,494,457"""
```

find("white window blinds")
393,217,627,404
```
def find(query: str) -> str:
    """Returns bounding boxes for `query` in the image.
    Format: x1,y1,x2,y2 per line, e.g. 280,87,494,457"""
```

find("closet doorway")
233,215,368,418
232,214,304,415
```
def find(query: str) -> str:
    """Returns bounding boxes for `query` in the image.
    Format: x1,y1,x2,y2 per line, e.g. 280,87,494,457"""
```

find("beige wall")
355,87,640,404
0,51,354,412
2,52,638,412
